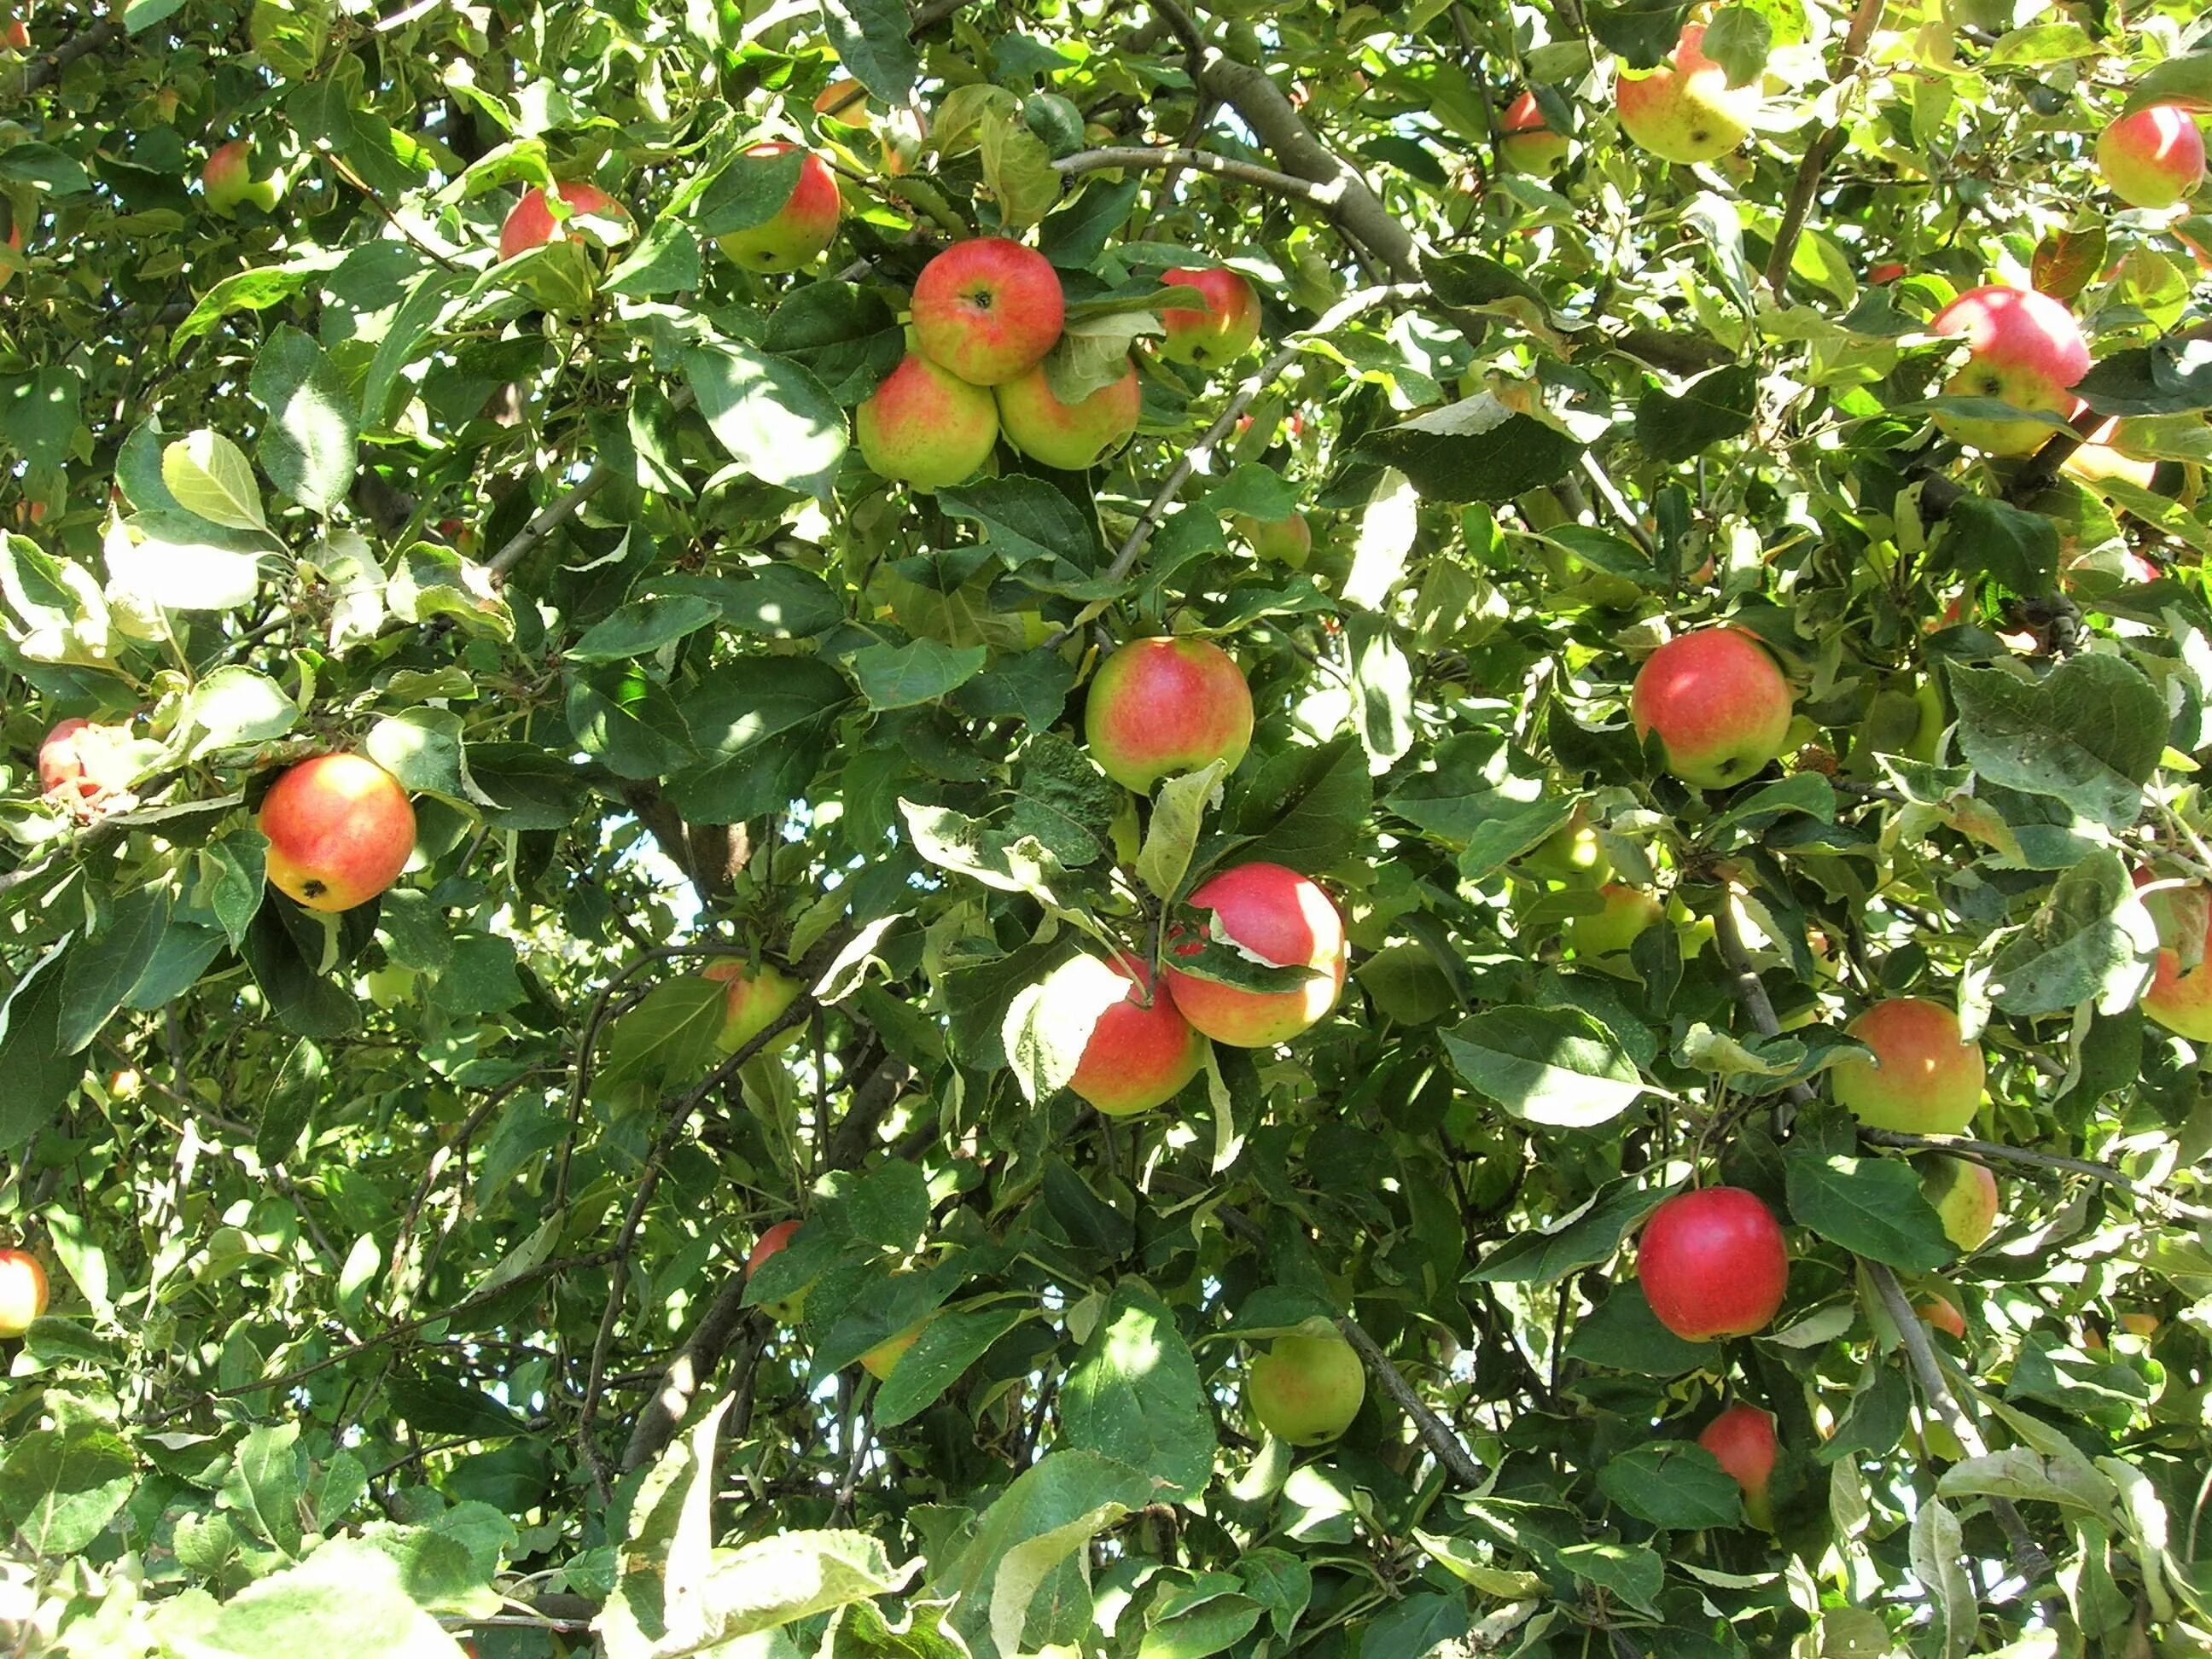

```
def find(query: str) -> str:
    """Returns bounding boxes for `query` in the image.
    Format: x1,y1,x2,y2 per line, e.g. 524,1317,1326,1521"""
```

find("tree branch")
1765,0,1887,296
619,1274,763,1474
1336,1314,1485,1487
1053,146,1360,210
486,385,696,583
5,17,123,98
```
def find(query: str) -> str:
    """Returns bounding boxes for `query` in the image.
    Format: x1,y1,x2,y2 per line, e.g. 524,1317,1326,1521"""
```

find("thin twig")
1765,0,1887,295
486,385,696,582
1336,1316,1485,1487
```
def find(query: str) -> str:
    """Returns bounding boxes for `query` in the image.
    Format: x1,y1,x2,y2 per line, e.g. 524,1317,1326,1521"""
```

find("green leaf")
249,325,358,515
1441,1005,1647,1126
386,1367,530,1439
159,1537,470,1656
0,942,83,1151
58,887,170,1054
1231,736,1372,871
113,515,267,612
184,666,300,752
172,264,326,350
567,672,699,780
683,341,849,495
1557,1540,1664,1615
0,366,83,470
1004,953,1137,1103
1352,399,1583,503
667,658,851,823
1949,653,2163,835
819,0,919,102
938,476,1102,570
851,638,990,710
763,282,906,404
1699,7,1772,84
1587,0,1691,68
1597,1441,1743,1529
2074,340,2212,419
1467,1176,1671,1285
874,1307,1027,1427
1781,1147,1953,1269
1909,1499,1976,1659
2122,55,2212,115
221,1421,306,1557
1636,365,1758,463
1060,1279,1216,1502
161,429,268,532
571,594,725,663
1201,464,1301,521
365,707,471,800
1985,848,2157,1016
1942,496,2059,598
1137,760,1226,899
0,1421,134,1555
1564,1285,1721,1376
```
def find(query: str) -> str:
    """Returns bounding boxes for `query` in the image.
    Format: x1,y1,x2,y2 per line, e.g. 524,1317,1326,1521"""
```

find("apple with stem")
1918,1155,2000,1254
855,352,1001,490
1930,285,2090,457
1163,863,1348,1048
2138,874,2212,1040
1565,883,1662,957
911,238,1065,386
1697,1403,1777,1528
1082,636,1254,795
1158,266,1260,368
1636,1186,1788,1340
0,1249,47,1337
259,753,417,913
1064,953,1208,1117
995,358,1141,470
2097,105,2206,210
702,958,802,1055
1831,997,1985,1134
1630,626,1794,789
1500,90,1569,173
1231,510,1312,568
746,1220,807,1322
1615,25,1758,166
202,139,281,215
1246,1325,1365,1446
498,180,627,262
717,143,841,271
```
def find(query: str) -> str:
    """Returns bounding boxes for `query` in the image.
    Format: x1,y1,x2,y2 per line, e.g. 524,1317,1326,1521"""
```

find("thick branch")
6,17,123,97
619,1276,762,1473
1765,0,1887,295
1337,1315,1485,1487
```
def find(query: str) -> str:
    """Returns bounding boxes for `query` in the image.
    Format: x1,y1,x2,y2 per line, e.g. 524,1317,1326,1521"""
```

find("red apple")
201,138,280,215
498,180,627,262
1917,1291,1967,1340
1163,863,1348,1048
0,217,22,292
1636,1186,1788,1341
258,753,416,913
910,238,1065,387
994,357,1141,470
2139,876,2212,1040
702,959,802,1054
1919,1155,2000,1254
855,352,1001,490
1615,24,1758,166
38,718,137,807
1696,1402,1777,1528
1867,261,1907,285
1157,266,1260,368
1830,997,1984,1134
1246,1327,1365,1446
0,1249,46,1337
1064,952,1208,1117
2097,105,2206,210
1629,626,1794,789
746,1220,806,1321
1930,285,2091,457
716,143,842,271
1083,636,1254,795
1500,90,1569,173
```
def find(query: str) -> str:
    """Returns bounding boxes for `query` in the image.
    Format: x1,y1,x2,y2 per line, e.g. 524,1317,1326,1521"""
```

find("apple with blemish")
258,753,416,913
1697,1403,1778,1528
856,352,1001,489
1636,1186,1788,1340
910,238,1065,386
1163,863,1348,1048
0,1249,47,1337
1630,626,1794,789
2097,105,2205,210
1615,25,1758,166
1930,285,2090,457
1064,953,1208,1117
1831,997,1985,1134
1158,266,1260,368
498,180,627,261
1245,1327,1365,1446
717,143,841,271
995,358,1140,470
1082,636,1254,794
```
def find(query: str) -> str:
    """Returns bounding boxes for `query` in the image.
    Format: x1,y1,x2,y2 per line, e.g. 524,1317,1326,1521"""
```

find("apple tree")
3,0,2212,1653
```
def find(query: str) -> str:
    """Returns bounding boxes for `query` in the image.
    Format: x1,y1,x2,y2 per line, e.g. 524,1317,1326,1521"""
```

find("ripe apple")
716,143,842,271
1231,510,1312,568
1245,1327,1365,1446
910,238,1065,386
2096,105,2206,211
3,13,26,49
1064,953,1208,1117
1636,1186,1788,1341
1565,883,1662,956
861,1318,928,1381
201,139,280,215
1500,90,1569,173
1830,997,1985,1134
1867,261,1907,285
1615,25,1758,166
1917,1290,1967,1340
2139,876,2212,1040
855,352,1001,490
1696,1403,1777,1528
1918,1155,2000,1254
994,358,1141,470
702,958,802,1054
38,718,137,806
1162,863,1349,1047
258,753,416,913
0,217,22,292
1930,285,2091,457
746,1220,806,1321
1158,266,1260,368
1629,626,1794,789
1082,635,1254,794
0,1249,47,1337
498,180,627,262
